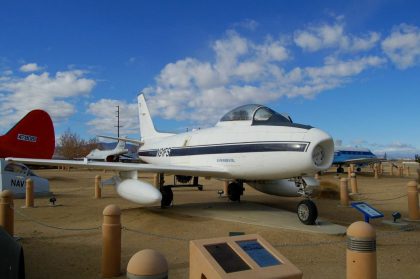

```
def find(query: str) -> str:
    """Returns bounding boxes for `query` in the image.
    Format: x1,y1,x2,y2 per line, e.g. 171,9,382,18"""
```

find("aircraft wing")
98,135,144,146
5,157,230,178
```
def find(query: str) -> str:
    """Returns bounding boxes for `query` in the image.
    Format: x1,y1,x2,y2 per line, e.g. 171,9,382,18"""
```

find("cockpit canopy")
218,104,312,129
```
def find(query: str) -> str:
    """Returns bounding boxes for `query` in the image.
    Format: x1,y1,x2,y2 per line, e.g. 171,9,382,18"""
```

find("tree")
415,154,420,163
56,129,99,159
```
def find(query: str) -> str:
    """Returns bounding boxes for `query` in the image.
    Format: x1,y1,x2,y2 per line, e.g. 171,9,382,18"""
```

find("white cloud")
381,24,420,69
294,22,380,53
138,30,385,125
19,63,43,72
233,19,259,31
372,142,420,159
87,99,139,136
0,68,96,129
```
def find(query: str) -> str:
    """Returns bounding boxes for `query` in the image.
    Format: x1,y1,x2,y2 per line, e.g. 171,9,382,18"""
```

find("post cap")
103,204,121,216
95,175,101,179
407,180,418,187
0,190,13,198
127,249,168,277
351,173,356,178
347,221,375,239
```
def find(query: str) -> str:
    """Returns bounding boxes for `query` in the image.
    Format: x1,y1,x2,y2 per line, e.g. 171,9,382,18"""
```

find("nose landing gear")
294,177,318,225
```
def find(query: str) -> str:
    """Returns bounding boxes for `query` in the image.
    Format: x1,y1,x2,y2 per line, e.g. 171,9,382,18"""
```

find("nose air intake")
307,128,334,171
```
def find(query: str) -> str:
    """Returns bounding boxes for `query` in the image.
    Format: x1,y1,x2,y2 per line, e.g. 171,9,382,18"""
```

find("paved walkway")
162,201,346,235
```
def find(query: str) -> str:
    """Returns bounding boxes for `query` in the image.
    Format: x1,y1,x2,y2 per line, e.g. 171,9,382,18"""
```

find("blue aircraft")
333,147,380,173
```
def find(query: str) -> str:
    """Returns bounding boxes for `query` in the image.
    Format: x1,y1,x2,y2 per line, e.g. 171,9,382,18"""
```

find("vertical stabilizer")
137,94,174,141
115,139,126,151
0,110,55,159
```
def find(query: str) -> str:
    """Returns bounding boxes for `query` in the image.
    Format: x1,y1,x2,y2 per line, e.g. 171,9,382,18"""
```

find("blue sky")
1,1,420,158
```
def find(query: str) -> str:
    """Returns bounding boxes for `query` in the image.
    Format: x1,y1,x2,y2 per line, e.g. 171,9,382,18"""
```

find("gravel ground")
10,167,420,278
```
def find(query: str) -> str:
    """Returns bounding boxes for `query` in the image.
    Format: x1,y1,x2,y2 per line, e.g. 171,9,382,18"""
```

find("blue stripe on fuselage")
138,141,310,157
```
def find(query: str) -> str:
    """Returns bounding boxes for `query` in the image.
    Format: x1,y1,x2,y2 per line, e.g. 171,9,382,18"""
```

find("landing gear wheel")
297,200,318,225
227,182,243,202
337,167,344,173
160,187,173,208
356,167,361,172
198,185,203,191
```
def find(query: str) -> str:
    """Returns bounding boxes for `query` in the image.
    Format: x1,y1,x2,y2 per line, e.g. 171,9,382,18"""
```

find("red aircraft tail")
0,110,55,159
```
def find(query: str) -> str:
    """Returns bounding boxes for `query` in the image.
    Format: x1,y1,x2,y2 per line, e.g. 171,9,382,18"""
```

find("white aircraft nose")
305,128,334,170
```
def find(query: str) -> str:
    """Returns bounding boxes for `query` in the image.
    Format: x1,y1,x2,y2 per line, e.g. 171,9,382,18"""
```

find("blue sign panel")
237,240,281,267
351,202,384,223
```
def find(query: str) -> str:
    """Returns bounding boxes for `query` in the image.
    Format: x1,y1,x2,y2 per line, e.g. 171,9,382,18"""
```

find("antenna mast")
115,105,122,137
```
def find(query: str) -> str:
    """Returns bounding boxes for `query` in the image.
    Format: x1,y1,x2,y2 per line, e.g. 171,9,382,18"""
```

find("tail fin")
137,94,174,141
0,110,55,159
115,139,126,150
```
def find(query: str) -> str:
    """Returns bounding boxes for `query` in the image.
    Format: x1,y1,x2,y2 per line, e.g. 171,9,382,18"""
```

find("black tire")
337,167,344,173
198,185,203,191
356,167,361,172
227,182,243,202
297,200,318,225
175,175,192,184
161,187,173,208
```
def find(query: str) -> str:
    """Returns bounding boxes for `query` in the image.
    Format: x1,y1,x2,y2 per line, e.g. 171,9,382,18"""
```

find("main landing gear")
158,173,202,208
294,177,318,225
227,181,244,202
337,166,344,173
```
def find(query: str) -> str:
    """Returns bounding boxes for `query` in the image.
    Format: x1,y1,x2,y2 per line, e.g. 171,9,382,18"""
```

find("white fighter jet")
86,139,129,162
7,93,334,225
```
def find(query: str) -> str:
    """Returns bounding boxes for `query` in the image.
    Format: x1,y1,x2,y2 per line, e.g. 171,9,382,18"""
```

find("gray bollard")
127,249,168,279
347,221,376,279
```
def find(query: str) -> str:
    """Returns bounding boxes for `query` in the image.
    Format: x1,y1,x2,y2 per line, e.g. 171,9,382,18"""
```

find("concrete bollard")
373,164,379,179
340,178,349,206
154,173,160,188
95,175,102,199
102,204,121,278
0,190,14,236
351,164,355,173
417,168,420,184
127,249,168,279
223,181,229,197
346,221,376,279
407,181,420,221
348,166,352,178
25,178,34,207
350,173,358,194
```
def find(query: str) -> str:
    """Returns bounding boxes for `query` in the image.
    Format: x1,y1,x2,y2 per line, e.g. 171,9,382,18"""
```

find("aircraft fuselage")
139,124,333,180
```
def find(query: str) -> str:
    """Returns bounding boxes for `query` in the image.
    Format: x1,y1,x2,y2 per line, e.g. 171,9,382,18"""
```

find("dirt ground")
9,167,420,278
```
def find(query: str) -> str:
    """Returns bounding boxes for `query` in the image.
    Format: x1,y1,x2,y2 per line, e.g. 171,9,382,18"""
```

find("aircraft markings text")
17,134,37,143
